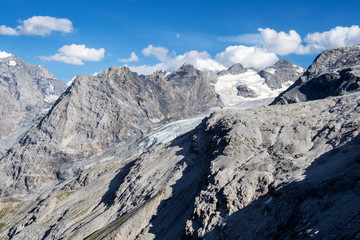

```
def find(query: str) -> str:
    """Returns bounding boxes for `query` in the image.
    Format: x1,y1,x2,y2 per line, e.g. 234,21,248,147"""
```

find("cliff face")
0,55,66,157
0,63,220,197
272,45,360,104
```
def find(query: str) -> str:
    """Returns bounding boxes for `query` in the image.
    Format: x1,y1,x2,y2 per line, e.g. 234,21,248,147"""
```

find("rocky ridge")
0,63,220,198
0,55,66,157
272,44,360,104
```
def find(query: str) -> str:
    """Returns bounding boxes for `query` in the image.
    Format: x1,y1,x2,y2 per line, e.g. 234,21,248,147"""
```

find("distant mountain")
0,63,220,197
0,54,66,157
272,45,360,104
214,60,305,106
260,59,305,90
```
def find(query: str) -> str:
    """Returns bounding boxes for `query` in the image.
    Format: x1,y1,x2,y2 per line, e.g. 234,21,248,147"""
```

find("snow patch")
214,69,288,106
144,114,207,148
8,60,17,66
66,76,77,86
44,95,59,103
296,67,305,74
265,67,276,75
0,51,12,58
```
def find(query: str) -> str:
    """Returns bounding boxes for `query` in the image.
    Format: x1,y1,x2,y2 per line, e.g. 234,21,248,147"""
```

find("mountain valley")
0,45,359,239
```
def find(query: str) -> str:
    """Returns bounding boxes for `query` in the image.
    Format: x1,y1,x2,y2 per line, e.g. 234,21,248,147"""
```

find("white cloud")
119,52,139,62
0,16,73,36
219,26,360,56
0,25,19,36
142,45,169,61
40,44,105,65
0,50,13,58
305,25,360,51
258,28,308,55
218,33,264,45
176,33,180,38
130,47,226,75
215,45,279,69
129,25,360,75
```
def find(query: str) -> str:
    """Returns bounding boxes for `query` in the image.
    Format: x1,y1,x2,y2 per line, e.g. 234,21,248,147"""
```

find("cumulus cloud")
305,25,360,51
0,25,18,36
119,52,139,62
0,16,73,36
128,25,360,75
258,28,308,55
216,45,279,69
220,26,360,56
142,45,169,61
40,44,105,65
130,46,226,75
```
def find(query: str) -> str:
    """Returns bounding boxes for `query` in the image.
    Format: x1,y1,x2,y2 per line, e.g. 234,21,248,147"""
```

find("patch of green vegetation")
0,201,21,221
55,191,75,201
0,200,21,203
0,222,6,231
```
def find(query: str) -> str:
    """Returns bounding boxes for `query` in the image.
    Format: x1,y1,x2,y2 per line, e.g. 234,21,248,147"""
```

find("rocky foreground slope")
0,54,66,157
1,90,360,240
0,45,360,239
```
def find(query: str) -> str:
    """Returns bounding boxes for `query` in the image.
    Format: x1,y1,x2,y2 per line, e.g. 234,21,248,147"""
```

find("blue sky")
0,0,359,83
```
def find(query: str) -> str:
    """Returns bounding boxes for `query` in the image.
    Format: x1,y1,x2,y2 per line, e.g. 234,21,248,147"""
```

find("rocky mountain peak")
306,44,360,77
0,63,221,197
259,59,305,90
273,59,294,67
167,62,200,81
0,54,66,157
217,63,247,76
272,44,360,105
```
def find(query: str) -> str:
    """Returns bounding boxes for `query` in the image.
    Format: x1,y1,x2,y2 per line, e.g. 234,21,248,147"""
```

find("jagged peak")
273,59,294,67
228,63,244,71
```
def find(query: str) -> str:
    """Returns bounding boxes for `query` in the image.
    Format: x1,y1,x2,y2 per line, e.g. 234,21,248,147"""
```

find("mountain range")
0,45,359,239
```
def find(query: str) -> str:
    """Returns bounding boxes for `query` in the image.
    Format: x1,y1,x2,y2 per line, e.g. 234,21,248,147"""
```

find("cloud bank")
40,44,105,65
129,25,360,75
0,16,73,36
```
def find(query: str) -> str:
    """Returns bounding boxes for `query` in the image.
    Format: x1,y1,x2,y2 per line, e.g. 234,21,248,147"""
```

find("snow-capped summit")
214,60,304,106
0,50,12,59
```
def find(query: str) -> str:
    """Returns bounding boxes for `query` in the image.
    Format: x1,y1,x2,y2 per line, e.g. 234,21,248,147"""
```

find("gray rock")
0,55,66,157
218,63,248,76
2,92,360,240
260,59,305,90
0,63,221,197
272,45,360,104
1,49,360,240
236,84,257,98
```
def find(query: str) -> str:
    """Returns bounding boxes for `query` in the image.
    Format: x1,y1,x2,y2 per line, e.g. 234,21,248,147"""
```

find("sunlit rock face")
272,45,360,104
0,55,66,158
0,63,220,197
